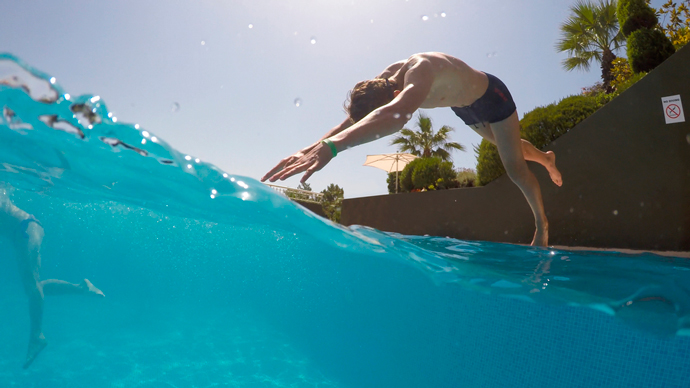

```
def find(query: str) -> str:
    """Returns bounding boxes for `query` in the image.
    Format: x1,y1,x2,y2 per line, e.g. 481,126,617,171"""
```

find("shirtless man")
262,52,562,246
1,189,105,369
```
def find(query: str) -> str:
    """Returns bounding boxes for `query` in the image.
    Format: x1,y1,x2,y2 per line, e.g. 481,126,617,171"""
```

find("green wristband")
322,139,338,157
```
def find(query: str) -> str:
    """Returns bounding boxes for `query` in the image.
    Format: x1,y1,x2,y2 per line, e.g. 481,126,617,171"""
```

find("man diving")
262,52,562,246
1,189,105,369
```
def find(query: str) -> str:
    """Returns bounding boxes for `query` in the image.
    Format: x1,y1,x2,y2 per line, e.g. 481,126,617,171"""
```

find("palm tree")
390,113,464,161
556,0,625,92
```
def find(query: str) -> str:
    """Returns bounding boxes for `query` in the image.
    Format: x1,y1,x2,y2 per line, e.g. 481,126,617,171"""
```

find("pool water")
1,54,689,388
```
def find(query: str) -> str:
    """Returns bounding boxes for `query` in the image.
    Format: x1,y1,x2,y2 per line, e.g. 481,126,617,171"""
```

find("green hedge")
392,157,459,192
627,28,677,73
412,157,459,190
617,0,658,36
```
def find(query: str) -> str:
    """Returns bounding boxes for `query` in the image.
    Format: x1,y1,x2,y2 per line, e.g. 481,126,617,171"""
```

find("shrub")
456,168,477,188
320,183,344,223
618,0,675,73
387,171,402,194
610,58,634,90
411,157,459,190
614,71,647,94
522,95,608,149
397,157,459,191
399,158,423,192
475,141,505,186
617,0,658,36
627,28,677,73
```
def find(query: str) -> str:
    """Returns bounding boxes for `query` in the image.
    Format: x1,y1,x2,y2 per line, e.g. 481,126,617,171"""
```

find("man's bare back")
382,53,489,109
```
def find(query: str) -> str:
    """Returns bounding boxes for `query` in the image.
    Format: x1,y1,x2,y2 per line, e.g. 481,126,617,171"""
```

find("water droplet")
370,19,374,23
223,173,228,178
49,77,56,84
185,155,192,161
210,194,215,199
172,102,180,112
310,37,317,44
195,158,200,163
151,136,158,142
421,15,429,21
294,98,302,107
90,96,100,103
440,12,446,17
569,207,574,213
64,94,71,100
112,117,117,123
201,40,206,46
141,139,147,145
211,189,218,195
393,113,401,119
248,24,253,29
135,124,141,130
613,210,619,215
405,113,412,119
187,164,192,169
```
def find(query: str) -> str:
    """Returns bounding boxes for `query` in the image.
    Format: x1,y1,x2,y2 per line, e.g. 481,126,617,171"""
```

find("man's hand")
261,141,334,183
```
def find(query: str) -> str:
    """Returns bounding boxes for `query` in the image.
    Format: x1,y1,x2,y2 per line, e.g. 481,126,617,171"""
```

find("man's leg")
41,279,105,297
485,112,549,246
470,123,562,186
14,221,47,369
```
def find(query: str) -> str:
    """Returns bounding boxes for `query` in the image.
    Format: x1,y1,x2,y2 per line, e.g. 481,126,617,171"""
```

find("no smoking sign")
661,95,685,124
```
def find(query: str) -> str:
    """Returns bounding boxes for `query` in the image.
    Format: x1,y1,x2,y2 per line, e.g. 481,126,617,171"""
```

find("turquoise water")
1,53,689,387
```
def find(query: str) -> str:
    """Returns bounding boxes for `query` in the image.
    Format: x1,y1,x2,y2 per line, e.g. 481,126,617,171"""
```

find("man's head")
346,78,398,123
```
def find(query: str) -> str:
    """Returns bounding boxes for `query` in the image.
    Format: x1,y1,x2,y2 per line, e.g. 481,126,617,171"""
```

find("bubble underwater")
1,53,689,387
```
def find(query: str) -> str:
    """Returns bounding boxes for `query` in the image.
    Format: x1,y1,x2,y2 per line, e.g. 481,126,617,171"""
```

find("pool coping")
551,245,690,259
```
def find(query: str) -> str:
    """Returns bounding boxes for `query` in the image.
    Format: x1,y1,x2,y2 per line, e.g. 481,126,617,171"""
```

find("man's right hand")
261,151,306,182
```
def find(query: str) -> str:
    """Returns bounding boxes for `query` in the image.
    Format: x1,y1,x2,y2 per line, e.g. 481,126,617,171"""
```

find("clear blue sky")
0,0,667,198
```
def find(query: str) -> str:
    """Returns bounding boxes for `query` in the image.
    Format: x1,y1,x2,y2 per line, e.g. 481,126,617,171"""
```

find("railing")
264,183,323,203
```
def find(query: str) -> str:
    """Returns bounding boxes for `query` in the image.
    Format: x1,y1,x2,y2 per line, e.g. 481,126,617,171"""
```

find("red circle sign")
666,104,681,119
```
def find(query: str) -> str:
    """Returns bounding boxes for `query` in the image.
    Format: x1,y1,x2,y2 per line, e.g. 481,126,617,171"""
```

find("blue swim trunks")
451,73,516,125
18,215,42,239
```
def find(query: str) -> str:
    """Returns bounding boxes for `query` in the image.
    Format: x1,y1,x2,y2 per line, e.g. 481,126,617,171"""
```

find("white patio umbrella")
363,153,418,193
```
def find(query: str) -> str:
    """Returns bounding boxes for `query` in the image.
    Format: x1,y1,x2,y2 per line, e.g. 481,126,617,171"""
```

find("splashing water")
1,53,689,387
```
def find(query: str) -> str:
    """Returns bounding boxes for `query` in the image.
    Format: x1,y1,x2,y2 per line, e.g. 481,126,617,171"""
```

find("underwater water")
1,53,689,388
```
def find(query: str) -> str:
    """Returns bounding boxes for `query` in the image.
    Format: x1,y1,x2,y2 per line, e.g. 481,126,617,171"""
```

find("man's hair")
346,78,398,123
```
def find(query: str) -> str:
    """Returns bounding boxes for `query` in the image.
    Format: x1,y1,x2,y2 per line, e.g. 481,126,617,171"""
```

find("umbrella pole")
395,157,399,193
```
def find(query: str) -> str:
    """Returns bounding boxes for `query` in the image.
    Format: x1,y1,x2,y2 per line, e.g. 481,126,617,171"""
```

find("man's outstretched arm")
261,59,409,183
261,117,353,182
264,59,434,183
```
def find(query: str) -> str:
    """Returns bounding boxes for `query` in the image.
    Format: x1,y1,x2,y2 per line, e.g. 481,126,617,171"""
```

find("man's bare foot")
544,151,562,187
81,279,105,297
23,333,47,369
531,227,548,247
